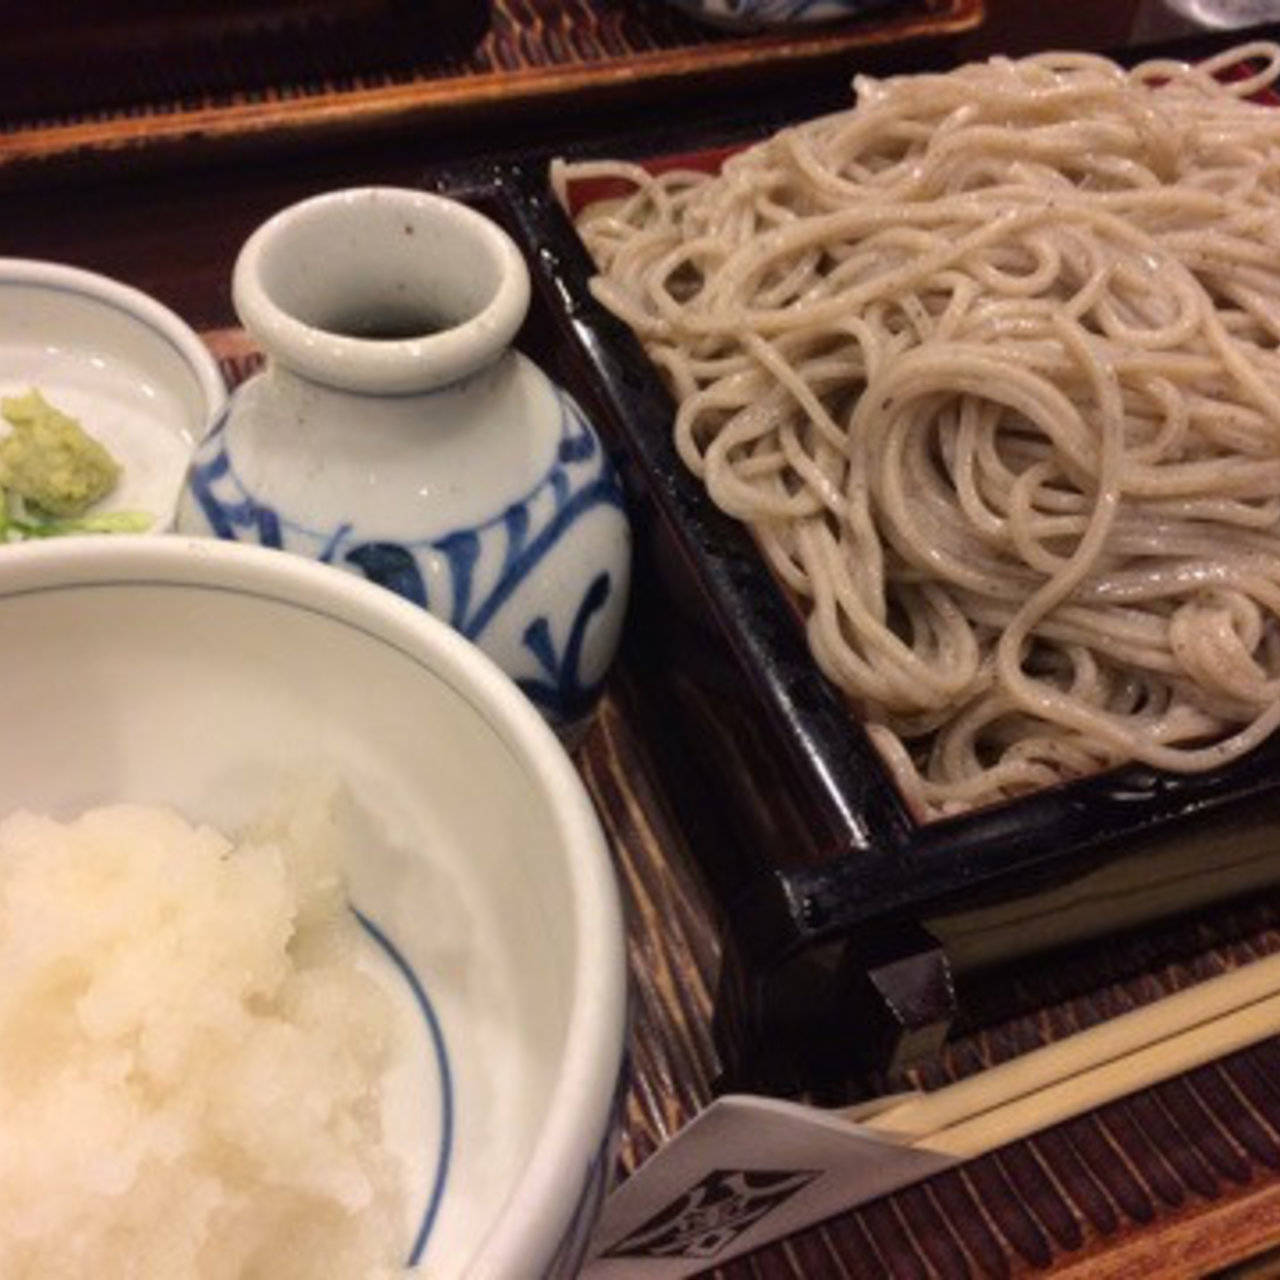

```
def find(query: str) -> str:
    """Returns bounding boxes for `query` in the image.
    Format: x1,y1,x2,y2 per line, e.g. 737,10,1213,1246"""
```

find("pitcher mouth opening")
232,187,532,396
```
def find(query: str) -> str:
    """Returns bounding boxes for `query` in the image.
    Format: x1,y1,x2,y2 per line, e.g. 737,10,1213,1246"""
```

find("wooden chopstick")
916,985,1280,1159
854,950,1280,1148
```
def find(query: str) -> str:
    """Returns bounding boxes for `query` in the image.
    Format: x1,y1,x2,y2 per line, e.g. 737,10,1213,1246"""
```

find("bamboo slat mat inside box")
208,330,1280,1277
0,0,982,169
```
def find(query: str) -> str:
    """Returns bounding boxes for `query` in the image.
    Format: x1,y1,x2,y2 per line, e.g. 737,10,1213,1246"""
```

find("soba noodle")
554,42,1280,819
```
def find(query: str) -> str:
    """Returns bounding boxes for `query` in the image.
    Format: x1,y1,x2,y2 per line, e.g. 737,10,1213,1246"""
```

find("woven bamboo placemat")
580,679,1280,1279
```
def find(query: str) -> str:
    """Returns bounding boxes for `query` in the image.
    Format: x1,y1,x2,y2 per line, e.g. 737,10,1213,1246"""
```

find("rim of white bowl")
0,257,228,435
232,186,532,396
0,535,627,1278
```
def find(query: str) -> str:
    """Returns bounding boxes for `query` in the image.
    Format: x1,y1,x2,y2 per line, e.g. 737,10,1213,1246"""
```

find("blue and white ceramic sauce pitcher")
177,186,631,730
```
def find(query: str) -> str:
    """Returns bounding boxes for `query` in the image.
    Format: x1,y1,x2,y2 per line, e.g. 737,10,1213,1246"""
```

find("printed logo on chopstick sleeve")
604,1168,819,1260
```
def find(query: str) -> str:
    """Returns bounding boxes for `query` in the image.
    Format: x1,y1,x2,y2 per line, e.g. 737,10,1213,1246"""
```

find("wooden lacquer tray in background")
0,0,982,174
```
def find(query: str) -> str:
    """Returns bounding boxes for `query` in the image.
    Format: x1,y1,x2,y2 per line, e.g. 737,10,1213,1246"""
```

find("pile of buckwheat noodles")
554,43,1280,819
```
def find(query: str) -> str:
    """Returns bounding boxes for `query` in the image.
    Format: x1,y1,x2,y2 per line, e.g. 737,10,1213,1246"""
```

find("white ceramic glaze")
175,187,631,728
0,258,227,531
0,535,628,1278
664,0,898,27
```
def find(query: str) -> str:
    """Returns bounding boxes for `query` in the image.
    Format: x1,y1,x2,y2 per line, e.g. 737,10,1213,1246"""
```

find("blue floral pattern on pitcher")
184,387,628,726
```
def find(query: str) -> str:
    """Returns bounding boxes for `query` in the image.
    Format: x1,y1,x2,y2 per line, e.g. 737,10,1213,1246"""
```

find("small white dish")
0,535,628,1276
0,259,227,532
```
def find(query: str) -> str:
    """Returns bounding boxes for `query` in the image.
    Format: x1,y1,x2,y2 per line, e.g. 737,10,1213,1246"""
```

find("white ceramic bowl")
0,535,628,1277
0,259,227,531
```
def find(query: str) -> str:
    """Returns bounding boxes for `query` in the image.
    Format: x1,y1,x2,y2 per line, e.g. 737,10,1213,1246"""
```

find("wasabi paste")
0,390,149,541
0,389,120,517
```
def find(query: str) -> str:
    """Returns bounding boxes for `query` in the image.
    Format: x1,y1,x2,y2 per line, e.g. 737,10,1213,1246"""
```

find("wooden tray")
0,0,982,176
